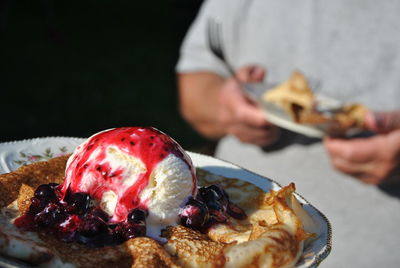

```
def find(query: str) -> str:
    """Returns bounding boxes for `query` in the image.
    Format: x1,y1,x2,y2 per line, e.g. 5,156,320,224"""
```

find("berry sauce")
14,183,148,247
13,127,246,248
60,127,196,222
14,183,246,247
179,184,247,231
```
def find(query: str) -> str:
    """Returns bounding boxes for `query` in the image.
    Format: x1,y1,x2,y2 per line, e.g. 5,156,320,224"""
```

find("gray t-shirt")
177,0,400,267
177,0,400,110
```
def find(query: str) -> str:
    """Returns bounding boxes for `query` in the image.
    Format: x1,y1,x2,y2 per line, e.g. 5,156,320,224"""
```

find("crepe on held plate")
262,71,368,131
0,156,315,268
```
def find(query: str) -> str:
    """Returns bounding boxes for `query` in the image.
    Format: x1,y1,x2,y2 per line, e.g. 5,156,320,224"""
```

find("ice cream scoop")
60,127,197,232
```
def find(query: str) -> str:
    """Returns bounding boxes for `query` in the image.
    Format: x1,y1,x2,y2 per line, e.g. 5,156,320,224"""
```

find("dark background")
0,0,212,152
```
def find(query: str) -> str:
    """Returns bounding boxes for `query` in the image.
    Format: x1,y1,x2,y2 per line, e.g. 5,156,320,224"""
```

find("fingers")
365,110,400,133
227,103,280,146
327,156,376,183
324,137,376,163
218,81,280,146
236,65,266,83
324,136,399,184
236,99,270,127
220,79,269,127
328,155,392,184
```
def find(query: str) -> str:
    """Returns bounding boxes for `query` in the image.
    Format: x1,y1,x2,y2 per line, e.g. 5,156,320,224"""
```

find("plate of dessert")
0,127,331,268
246,71,368,138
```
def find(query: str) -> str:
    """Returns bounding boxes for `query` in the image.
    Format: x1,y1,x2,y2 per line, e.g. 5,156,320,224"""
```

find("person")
176,0,400,267
177,0,400,185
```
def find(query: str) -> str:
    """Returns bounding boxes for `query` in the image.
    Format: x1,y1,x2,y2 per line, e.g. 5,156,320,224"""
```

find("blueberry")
34,183,59,201
110,224,125,242
89,207,110,222
209,209,228,223
204,199,224,211
112,221,146,241
78,214,108,238
207,185,229,201
179,198,209,229
56,215,81,242
48,183,60,188
226,203,247,220
66,192,91,215
74,213,123,247
29,197,47,214
199,184,229,211
127,208,147,224
34,202,66,228
120,222,146,240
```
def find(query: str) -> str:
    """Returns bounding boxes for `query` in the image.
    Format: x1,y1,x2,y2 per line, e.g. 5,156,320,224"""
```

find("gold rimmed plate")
0,138,332,267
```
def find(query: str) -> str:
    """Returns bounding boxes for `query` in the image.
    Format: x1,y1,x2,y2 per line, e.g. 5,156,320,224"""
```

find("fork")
207,18,260,99
207,18,242,84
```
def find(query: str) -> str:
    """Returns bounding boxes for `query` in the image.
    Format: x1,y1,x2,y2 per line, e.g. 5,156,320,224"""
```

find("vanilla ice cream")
60,127,196,237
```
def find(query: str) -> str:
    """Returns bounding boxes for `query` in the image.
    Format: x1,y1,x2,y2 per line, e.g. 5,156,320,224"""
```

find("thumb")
365,110,400,133
236,65,266,83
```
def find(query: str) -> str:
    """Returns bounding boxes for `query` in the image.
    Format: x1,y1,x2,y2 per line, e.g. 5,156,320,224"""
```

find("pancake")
263,71,367,131
0,156,311,268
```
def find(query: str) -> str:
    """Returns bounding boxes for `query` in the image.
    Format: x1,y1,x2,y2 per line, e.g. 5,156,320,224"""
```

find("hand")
365,110,400,133
324,110,400,184
217,65,280,146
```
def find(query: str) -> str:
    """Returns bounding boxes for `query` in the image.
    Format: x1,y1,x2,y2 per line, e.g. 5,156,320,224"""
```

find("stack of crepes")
0,127,318,268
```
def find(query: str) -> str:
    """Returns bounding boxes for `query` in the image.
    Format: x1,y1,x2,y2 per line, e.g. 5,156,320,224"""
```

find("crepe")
262,71,367,130
0,156,312,268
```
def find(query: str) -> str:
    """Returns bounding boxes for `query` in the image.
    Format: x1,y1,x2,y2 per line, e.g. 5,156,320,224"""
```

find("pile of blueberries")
14,183,246,247
179,184,247,230
14,183,147,247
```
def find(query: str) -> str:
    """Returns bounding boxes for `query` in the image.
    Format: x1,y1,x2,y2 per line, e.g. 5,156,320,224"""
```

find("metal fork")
207,18,241,82
207,18,261,99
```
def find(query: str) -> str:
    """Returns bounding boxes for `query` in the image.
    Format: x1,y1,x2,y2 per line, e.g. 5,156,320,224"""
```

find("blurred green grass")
0,0,210,151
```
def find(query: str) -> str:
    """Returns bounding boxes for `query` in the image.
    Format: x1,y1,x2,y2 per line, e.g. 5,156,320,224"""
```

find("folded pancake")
263,71,367,130
0,156,314,268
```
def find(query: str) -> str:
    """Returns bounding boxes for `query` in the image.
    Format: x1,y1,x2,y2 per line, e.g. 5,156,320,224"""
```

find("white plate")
191,152,331,267
245,83,363,138
0,138,331,267
0,137,86,174
261,101,327,138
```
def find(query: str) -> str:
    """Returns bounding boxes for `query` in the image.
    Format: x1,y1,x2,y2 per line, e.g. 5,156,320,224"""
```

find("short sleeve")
175,0,230,77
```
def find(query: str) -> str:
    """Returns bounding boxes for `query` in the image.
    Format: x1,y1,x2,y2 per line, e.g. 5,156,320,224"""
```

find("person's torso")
214,0,400,110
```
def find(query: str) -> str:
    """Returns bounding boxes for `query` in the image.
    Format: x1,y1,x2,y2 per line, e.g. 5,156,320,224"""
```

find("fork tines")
207,18,224,61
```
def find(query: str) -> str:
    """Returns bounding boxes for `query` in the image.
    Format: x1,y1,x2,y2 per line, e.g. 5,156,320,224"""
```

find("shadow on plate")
262,129,320,153
262,128,376,153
